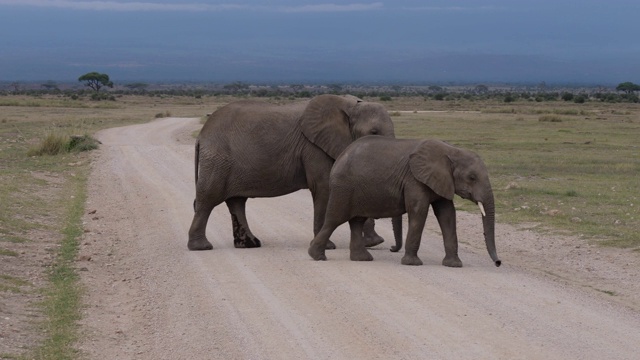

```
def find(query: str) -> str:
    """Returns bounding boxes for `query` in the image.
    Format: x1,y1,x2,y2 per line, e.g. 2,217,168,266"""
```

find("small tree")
78,72,113,93
474,84,489,94
561,92,574,101
616,82,640,94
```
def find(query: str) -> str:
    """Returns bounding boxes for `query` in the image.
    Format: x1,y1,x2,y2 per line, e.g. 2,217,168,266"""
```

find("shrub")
538,115,563,122
27,133,99,156
28,133,68,156
379,95,392,101
155,111,172,118
67,135,100,152
561,92,574,101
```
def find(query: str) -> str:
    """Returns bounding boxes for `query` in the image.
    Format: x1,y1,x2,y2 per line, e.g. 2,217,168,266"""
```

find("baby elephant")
308,136,501,267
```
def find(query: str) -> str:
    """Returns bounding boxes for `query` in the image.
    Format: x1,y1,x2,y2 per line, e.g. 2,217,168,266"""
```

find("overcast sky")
1,0,638,84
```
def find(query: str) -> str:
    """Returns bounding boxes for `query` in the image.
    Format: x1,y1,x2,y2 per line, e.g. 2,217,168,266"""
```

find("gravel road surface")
77,117,640,360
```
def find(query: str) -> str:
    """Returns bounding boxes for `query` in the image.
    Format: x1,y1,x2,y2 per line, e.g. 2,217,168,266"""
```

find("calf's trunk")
480,197,501,267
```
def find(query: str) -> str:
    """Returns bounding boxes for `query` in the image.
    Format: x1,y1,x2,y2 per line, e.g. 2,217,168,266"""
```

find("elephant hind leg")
363,218,385,247
188,200,216,250
226,197,261,248
349,217,373,261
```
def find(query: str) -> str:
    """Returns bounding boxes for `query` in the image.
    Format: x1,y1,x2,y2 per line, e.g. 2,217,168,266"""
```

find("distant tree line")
1,77,639,104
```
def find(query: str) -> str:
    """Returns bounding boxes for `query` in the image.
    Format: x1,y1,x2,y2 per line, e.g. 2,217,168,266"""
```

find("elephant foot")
308,242,327,261
442,256,463,268
325,239,336,250
401,254,423,266
188,237,213,251
364,234,384,248
230,213,260,248
234,236,262,248
350,249,373,261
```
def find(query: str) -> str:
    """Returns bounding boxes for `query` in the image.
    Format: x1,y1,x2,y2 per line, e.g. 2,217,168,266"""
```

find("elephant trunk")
480,196,501,267
390,215,403,252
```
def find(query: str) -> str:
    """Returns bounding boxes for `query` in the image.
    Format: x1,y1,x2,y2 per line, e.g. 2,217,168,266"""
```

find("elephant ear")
409,140,455,200
300,94,358,159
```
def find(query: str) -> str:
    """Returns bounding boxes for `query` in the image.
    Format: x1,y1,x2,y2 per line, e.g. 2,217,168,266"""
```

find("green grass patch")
0,274,32,293
30,171,86,359
0,234,28,243
0,248,19,257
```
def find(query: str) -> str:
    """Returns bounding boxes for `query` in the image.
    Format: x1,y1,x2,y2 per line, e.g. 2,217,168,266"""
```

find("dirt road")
77,117,640,359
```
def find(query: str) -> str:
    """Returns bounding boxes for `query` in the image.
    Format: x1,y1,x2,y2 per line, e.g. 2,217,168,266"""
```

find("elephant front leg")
401,209,427,266
432,199,462,267
226,197,261,248
349,217,373,261
363,218,385,247
308,224,339,261
312,191,336,250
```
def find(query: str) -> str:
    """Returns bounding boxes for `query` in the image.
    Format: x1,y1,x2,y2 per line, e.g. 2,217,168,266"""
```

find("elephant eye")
370,129,379,135
469,173,477,182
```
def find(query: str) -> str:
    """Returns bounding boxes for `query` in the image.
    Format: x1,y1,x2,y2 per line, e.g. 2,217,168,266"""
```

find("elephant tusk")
478,202,486,217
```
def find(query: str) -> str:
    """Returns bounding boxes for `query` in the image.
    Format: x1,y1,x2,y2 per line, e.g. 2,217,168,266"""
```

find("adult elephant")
308,137,501,267
188,95,396,251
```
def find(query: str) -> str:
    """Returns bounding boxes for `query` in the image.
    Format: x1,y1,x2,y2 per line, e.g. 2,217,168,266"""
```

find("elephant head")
409,140,501,267
300,94,395,159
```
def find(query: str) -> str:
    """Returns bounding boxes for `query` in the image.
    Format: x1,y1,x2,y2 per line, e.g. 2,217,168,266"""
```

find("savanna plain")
1,93,639,359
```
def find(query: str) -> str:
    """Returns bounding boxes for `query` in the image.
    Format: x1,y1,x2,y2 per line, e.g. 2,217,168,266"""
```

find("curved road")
77,117,640,359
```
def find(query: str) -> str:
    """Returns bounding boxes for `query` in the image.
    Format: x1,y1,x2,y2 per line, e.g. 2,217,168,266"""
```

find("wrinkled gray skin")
308,136,501,267
188,95,395,251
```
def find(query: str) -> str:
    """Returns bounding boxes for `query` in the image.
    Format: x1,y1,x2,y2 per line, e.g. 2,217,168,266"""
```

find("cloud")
0,0,383,13
280,2,383,13
401,6,504,12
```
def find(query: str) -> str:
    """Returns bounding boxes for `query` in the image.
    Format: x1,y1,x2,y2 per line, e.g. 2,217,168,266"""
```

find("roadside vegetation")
0,95,227,359
0,87,638,358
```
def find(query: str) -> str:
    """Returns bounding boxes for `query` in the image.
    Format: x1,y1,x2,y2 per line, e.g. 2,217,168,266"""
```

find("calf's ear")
408,141,455,200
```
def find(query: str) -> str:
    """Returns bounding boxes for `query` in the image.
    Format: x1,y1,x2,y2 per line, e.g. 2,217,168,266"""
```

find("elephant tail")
194,138,200,186
193,138,200,212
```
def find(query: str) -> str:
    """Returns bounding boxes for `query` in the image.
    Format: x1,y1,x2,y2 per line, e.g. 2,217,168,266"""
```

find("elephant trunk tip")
494,259,502,267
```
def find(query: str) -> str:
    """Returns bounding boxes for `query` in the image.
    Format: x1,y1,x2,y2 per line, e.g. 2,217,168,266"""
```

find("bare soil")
76,117,640,359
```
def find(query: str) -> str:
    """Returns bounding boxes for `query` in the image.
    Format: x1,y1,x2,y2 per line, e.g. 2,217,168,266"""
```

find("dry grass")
391,99,639,248
0,93,638,358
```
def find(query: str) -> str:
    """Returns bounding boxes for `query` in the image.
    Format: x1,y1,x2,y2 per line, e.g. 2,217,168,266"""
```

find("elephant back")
199,100,308,145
